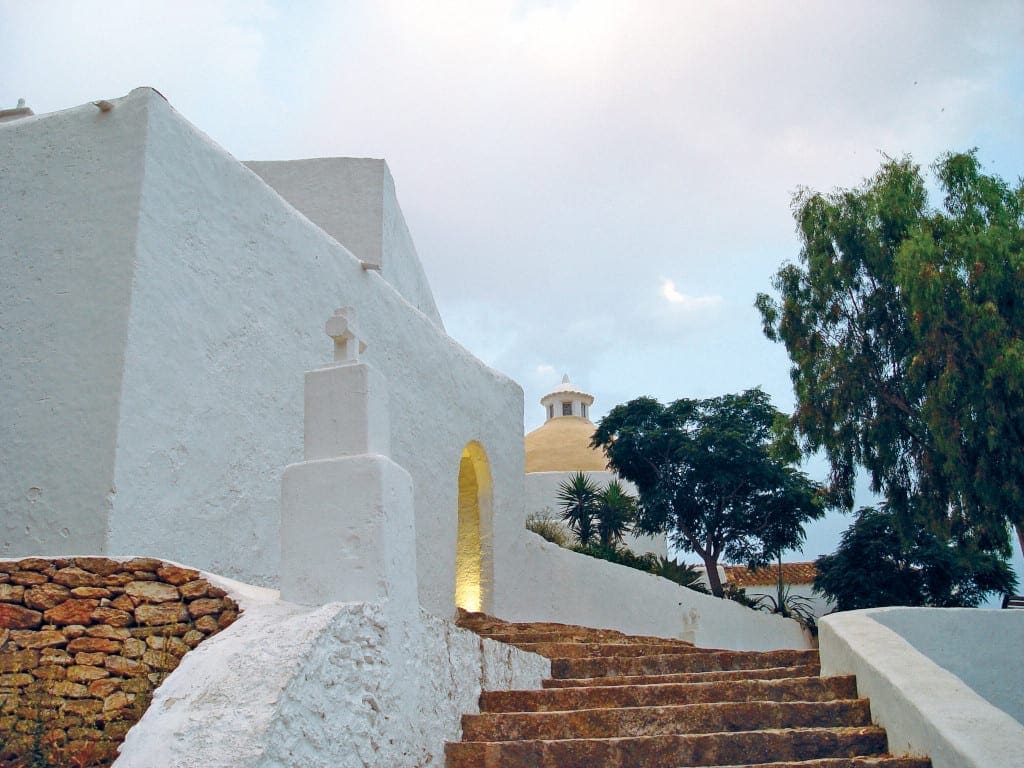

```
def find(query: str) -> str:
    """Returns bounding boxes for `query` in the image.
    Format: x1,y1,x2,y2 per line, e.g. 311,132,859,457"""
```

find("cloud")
2,1,1021,557
659,279,723,312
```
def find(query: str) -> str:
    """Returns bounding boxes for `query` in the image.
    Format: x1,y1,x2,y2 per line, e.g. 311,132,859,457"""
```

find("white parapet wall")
819,607,1024,768
496,532,811,651
115,573,549,768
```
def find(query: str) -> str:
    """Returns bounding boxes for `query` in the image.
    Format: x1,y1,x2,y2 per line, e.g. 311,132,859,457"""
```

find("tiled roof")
724,562,818,587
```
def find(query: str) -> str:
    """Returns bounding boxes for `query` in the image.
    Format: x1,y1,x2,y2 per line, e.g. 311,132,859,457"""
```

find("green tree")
814,505,1017,610
592,389,826,597
756,150,1024,561
556,471,600,546
594,479,636,548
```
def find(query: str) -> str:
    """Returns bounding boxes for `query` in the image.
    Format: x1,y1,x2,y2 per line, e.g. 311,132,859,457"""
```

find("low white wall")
524,471,668,558
819,608,1024,768
494,531,810,650
115,577,549,768
871,608,1024,725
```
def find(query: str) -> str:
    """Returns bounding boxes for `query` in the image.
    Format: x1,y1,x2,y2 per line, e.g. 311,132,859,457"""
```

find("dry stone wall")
0,557,240,766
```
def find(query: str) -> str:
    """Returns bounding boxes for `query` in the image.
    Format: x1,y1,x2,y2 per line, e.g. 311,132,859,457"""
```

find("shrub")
525,508,572,548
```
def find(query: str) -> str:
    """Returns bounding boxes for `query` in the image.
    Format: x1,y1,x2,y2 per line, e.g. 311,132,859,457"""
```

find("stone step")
456,610,695,647
445,725,890,768
542,664,823,688
552,649,820,679
481,630,696,646
462,699,871,741
483,676,858,713
510,641,708,658
714,759,931,768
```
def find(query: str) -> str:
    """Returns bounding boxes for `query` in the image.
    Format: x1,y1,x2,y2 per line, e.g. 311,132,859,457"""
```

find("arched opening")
455,441,493,614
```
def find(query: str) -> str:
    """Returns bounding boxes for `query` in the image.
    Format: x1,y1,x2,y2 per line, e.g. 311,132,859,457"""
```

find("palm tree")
557,472,600,546
594,479,635,548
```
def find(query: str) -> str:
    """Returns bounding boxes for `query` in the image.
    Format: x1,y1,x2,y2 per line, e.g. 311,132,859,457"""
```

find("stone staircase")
447,612,930,768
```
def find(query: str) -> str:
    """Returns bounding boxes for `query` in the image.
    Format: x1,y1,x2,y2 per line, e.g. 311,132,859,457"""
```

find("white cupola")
539,374,595,423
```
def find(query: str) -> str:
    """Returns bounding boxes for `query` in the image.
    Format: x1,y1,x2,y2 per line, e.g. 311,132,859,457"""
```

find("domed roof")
541,373,594,402
525,416,608,473
527,373,607,472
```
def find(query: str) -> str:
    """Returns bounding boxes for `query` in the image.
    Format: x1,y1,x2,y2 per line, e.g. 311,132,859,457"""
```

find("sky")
3,0,1023,575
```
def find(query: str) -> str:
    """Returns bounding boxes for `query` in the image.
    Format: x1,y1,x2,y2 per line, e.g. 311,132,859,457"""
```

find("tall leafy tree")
757,151,1024,560
898,152,1024,556
814,505,1017,611
556,471,600,547
592,389,826,597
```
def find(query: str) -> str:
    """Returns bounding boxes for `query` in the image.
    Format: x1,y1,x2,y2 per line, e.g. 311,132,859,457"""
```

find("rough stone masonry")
0,557,240,765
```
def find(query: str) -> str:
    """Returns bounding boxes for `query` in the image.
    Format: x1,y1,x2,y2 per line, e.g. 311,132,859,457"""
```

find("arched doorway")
455,441,493,614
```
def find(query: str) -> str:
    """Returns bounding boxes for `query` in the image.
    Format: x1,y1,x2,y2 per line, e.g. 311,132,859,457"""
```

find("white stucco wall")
115,576,548,768
496,532,811,650
2,88,525,616
524,470,668,557
869,608,1024,725
244,158,443,327
819,608,1024,768
0,96,149,556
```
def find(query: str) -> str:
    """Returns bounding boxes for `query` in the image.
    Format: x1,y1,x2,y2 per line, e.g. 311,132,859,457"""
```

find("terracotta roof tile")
723,562,818,587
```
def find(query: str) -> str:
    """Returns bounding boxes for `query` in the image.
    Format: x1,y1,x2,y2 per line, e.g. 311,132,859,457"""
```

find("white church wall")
0,96,151,557
244,158,444,327
3,88,526,618
497,531,811,650
524,470,668,558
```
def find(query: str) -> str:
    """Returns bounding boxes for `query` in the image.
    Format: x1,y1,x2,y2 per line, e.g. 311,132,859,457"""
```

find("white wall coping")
819,607,1024,768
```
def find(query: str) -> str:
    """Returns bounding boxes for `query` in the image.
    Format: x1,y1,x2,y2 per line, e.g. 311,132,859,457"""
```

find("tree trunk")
703,556,724,597
1016,522,1024,563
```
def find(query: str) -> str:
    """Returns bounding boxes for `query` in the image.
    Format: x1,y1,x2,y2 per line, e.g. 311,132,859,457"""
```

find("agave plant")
594,479,636,548
556,472,600,547
748,555,818,632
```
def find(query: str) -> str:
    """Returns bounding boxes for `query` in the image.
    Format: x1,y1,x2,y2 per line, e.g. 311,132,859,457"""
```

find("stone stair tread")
485,634,700,647
511,641,709,658
711,758,930,768
462,698,872,741
552,649,820,679
457,611,694,645
445,725,891,768
482,676,858,712
542,664,823,688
